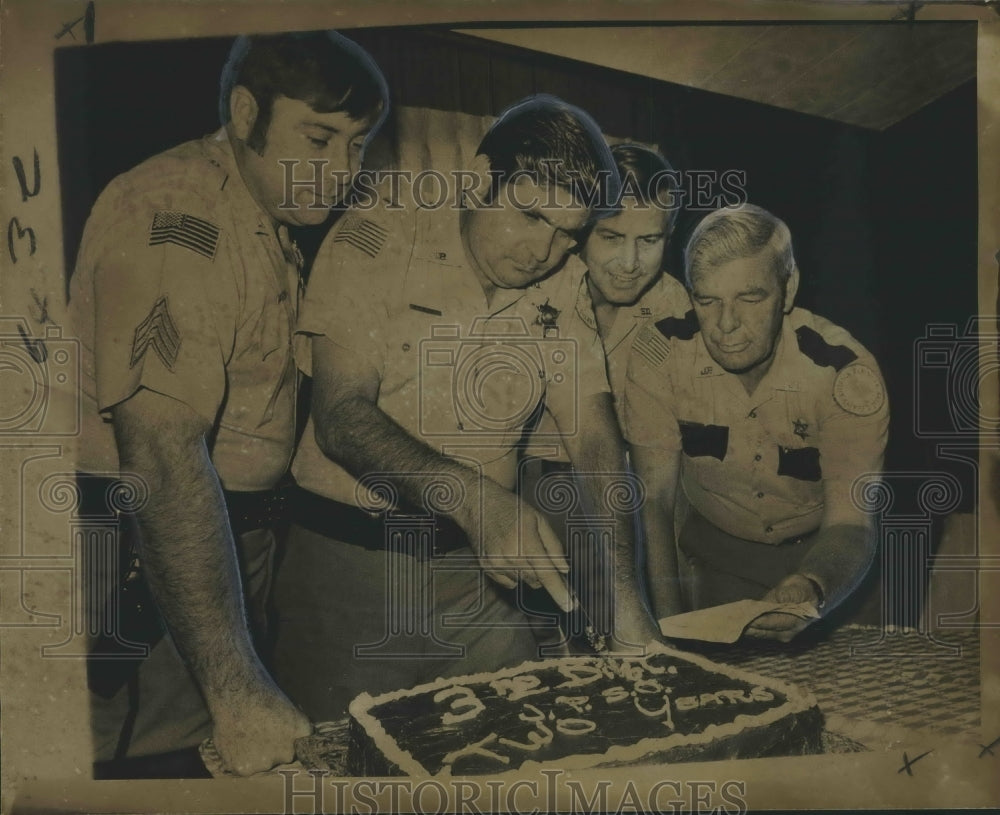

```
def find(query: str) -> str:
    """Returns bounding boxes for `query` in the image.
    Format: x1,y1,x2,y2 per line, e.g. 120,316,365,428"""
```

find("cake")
347,644,823,776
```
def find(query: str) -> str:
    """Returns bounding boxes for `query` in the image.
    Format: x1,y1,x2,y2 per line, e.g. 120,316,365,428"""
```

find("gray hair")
683,204,796,289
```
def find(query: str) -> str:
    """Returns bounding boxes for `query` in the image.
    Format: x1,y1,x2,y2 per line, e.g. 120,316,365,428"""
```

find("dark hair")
219,31,389,152
611,143,678,224
475,94,619,218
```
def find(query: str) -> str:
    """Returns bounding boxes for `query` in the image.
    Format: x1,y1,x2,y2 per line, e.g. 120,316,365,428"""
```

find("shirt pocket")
776,444,823,482
678,420,730,460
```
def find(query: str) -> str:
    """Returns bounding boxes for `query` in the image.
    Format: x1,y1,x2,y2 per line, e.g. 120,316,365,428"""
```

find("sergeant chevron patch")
130,297,181,370
333,214,388,257
632,324,672,368
149,211,220,260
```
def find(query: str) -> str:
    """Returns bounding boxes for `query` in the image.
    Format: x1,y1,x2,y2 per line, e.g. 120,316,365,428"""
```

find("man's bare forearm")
797,523,876,611
576,456,652,634
627,444,684,630
642,505,684,621
114,409,267,711
312,364,572,602
563,406,657,642
314,394,484,525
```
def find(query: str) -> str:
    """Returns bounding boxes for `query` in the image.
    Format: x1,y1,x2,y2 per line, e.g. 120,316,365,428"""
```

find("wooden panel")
455,40,495,116
627,83,658,146
832,25,977,129
457,24,976,130
487,49,536,113
457,26,773,89
396,35,463,111
765,24,972,121
531,63,583,110
703,24,863,104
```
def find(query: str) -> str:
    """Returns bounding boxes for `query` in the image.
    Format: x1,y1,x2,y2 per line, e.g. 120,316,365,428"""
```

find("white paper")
658,599,822,644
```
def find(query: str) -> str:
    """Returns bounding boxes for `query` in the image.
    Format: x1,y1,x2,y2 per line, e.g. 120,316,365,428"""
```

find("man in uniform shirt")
580,143,689,405
273,95,661,722
69,31,388,774
520,144,690,644
625,204,888,642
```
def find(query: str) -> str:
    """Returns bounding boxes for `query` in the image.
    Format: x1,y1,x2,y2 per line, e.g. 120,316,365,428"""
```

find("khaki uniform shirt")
292,196,611,506
589,272,691,412
527,271,690,459
71,130,302,492
624,307,889,543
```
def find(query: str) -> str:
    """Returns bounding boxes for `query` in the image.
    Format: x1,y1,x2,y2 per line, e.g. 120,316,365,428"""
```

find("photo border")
1,1,997,812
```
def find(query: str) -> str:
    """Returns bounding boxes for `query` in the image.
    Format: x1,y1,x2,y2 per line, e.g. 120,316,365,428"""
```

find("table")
692,624,981,745
195,624,982,777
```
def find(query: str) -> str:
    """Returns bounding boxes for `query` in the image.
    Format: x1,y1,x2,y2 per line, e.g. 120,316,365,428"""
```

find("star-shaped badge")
536,298,561,329
793,419,810,440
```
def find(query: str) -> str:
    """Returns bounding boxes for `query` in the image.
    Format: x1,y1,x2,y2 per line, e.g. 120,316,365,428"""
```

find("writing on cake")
348,645,823,776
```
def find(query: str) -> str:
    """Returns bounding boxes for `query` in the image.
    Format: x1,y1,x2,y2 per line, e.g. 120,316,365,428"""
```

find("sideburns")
246,103,272,156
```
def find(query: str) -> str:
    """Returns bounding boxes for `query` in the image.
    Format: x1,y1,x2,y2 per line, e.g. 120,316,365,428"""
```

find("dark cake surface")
349,644,822,776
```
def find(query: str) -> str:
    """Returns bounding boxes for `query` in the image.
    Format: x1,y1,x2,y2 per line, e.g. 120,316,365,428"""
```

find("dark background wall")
55,25,980,622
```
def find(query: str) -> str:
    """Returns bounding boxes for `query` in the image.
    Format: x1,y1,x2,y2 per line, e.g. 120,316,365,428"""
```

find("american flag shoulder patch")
632,325,672,369
332,214,389,258
149,211,220,260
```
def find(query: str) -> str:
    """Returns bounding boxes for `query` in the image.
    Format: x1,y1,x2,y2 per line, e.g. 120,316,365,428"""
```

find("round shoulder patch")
833,364,885,416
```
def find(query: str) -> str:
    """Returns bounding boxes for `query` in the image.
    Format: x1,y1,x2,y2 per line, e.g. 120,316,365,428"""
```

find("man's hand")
460,479,576,614
744,574,822,643
115,390,303,771
210,674,312,776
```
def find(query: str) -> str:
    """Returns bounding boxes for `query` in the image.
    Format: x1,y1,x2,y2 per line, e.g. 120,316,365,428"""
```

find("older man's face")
690,249,790,375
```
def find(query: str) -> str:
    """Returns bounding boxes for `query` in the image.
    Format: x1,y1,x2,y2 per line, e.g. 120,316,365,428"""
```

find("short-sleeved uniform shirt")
526,271,690,459
291,194,612,505
71,130,302,492
624,307,889,543
588,271,691,409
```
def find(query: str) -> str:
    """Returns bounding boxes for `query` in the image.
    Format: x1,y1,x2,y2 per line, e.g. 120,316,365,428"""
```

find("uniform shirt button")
749,410,757,418
278,290,288,302
756,491,764,498
754,454,762,462
765,525,773,533
402,342,411,351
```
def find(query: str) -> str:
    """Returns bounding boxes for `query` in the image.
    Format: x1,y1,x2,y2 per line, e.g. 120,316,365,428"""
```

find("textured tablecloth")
693,624,981,740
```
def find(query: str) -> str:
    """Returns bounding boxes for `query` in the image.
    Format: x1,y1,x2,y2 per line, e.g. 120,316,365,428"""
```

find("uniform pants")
677,509,819,610
89,526,277,761
272,523,546,722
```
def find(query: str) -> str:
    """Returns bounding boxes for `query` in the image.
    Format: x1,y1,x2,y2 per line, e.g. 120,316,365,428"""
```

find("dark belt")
223,485,291,536
290,486,470,559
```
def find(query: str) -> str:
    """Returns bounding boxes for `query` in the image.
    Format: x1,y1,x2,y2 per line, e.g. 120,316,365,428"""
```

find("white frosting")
348,642,819,777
